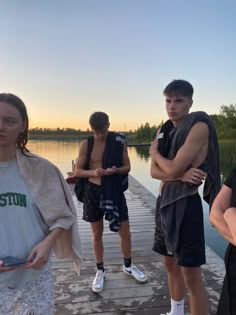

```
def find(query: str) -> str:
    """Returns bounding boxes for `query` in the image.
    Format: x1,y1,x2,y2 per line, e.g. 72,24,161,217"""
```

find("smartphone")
1,256,28,267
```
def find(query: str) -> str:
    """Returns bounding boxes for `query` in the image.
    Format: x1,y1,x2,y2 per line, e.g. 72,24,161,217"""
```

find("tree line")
134,104,236,141
29,104,236,142
29,127,93,140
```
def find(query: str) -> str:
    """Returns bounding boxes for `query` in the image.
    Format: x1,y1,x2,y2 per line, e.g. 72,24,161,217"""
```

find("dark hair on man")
163,79,194,98
89,111,109,131
0,93,29,152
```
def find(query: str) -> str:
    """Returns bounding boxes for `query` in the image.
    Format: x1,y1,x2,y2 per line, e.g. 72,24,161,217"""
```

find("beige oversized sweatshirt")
16,149,82,274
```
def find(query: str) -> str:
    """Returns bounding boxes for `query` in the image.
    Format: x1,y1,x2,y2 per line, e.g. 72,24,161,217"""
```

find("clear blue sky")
0,0,235,130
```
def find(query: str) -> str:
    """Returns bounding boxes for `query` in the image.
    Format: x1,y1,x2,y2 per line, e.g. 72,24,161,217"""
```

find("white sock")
168,298,185,315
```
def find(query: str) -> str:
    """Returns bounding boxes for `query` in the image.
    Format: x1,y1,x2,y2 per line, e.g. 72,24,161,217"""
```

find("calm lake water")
28,140,236,259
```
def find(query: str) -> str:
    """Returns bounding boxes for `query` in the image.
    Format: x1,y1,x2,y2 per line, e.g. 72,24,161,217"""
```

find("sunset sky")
1,0,235,131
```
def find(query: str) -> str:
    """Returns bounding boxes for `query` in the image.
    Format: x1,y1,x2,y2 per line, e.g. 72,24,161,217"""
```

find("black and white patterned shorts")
0,260,54,315
83,181,129,223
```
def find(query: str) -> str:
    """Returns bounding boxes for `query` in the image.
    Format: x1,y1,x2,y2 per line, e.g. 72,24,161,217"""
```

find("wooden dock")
53,176,225,314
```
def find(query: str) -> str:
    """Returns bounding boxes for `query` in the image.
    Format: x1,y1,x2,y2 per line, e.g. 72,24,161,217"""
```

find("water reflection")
133,145,149,161
219,140,236,182
28,140,236,178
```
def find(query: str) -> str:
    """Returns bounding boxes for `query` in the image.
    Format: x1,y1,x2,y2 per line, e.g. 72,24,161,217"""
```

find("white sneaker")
92,270,105,292
122,264,147,282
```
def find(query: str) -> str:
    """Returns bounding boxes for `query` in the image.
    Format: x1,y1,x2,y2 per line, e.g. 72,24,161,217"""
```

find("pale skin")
224,207,236,244
149,95,209,315
75,126,132,264
0,101,64,272
210,185,236,245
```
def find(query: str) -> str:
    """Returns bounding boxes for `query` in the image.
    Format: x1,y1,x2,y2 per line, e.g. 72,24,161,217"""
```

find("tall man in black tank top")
149,80,220,315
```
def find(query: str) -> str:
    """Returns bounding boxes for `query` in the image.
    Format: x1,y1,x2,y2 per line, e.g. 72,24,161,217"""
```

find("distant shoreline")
28,136,235,144
28,136,151,145
29,137,150,146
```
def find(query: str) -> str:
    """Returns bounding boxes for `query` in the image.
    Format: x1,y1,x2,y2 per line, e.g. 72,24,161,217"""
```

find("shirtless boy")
75,112,146,292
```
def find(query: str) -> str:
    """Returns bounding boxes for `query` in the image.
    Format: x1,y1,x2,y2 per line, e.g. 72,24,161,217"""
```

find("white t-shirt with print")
0,159,49,289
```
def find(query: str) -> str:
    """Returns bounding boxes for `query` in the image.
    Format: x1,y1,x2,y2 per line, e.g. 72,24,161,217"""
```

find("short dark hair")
0,93,29,152
163,80,194,98
89,112,109,131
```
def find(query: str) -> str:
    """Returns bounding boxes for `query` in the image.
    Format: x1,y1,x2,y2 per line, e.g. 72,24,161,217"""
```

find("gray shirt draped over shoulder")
160,111,221,254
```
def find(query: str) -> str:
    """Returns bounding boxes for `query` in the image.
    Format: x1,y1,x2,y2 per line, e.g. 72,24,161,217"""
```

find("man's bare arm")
224,207,236,245
74,140,95,178
210,185,235,244
150,158,206,185
151,125,182,181
150,159,173,181
149,122,209,179
117,144,131,174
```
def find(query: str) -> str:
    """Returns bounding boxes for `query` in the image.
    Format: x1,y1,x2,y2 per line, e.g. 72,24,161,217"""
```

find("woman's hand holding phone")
0,237,53,272
0,256,28,272
24,228,63,270
24,237,53,270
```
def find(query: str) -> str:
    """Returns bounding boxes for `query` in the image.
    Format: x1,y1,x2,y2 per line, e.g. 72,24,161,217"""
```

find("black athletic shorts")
153,193,206,267
217,244,236,315
82,181,129,223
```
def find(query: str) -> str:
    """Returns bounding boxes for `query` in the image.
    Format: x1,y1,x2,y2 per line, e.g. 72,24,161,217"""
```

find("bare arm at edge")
210,185,235,245
224,207,236,245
